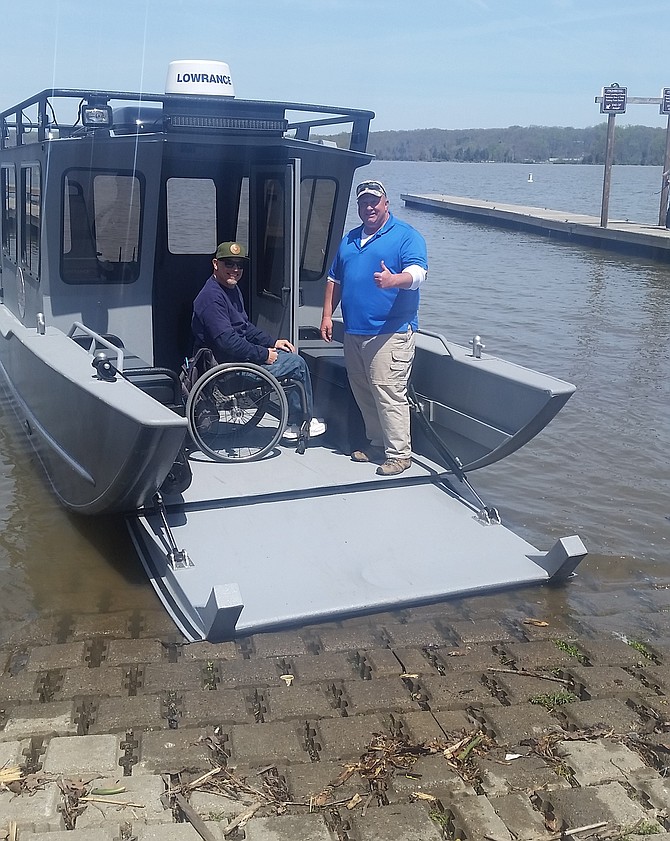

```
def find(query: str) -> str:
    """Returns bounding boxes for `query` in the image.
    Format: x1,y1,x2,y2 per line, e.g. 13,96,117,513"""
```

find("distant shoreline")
324,124,667,166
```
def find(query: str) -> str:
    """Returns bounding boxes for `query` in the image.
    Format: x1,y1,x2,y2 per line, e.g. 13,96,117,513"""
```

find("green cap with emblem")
215,242,249,260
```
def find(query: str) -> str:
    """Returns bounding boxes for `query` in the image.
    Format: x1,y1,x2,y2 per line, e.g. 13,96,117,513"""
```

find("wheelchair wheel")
186,363,289,462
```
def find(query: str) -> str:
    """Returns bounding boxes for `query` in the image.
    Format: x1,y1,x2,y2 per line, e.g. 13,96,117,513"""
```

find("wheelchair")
185,362,309,462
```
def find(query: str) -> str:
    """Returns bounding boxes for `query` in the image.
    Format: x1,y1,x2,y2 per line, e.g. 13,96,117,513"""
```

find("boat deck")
180,434,450,504
129,434,583,640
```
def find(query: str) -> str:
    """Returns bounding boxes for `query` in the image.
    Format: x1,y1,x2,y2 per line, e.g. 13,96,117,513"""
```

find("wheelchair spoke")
186,364,288,463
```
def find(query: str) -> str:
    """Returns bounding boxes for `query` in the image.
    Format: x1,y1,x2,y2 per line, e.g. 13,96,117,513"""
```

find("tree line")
327,124,667,165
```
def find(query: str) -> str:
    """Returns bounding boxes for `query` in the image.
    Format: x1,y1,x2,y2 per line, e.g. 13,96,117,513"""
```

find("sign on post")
600,85,627,114
595,83,670,226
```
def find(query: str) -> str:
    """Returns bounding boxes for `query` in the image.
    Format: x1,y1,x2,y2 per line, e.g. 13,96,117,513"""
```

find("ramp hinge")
153,491,193,569
476,506,501,525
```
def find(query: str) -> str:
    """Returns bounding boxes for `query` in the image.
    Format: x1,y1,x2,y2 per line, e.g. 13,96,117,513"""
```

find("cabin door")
247,160,300,346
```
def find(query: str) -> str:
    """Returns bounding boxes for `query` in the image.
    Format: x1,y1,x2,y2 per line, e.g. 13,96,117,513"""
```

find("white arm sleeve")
405,265,427,290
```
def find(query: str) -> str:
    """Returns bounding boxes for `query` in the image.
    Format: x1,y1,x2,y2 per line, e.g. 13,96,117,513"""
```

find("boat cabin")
0,72,374,374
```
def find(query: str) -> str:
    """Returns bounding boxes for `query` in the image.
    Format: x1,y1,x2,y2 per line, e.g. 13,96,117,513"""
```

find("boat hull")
0,308,187,514
411,330,575,470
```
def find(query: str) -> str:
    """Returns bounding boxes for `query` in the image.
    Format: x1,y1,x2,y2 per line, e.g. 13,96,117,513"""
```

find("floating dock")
401,193,670,262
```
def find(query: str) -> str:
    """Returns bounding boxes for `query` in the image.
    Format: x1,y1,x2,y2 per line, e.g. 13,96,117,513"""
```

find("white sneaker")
282,424,301,441
283,419,327,440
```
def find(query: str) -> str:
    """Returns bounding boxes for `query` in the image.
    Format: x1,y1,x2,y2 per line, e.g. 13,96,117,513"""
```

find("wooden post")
658,114,670,227
600,113,617,228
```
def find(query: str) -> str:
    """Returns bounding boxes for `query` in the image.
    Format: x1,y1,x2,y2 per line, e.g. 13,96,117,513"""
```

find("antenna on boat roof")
165,60,235,97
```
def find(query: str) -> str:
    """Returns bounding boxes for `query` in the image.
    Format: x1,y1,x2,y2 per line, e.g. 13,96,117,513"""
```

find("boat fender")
92,351,117,381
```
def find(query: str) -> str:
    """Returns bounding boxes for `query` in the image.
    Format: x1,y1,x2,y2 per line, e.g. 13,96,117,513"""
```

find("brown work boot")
376,457,412,476
350,446,385,463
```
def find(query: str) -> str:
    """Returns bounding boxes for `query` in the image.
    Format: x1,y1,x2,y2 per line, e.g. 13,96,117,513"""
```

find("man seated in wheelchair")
192,242,326,440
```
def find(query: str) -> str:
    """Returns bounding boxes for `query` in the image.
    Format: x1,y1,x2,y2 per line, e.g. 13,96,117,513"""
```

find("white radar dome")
165,60,235,97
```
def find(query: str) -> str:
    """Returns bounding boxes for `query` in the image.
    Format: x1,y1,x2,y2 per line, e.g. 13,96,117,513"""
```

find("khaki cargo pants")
344,328,415,460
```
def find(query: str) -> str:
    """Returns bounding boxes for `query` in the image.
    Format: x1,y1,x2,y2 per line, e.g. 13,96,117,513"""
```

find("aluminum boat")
0,61,586,640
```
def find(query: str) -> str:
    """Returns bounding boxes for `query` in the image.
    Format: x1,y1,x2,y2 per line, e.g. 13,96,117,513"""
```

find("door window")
255,177,286,301
300,177,337,282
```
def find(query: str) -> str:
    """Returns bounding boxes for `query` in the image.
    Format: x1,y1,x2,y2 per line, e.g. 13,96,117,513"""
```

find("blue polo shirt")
328,213,428,335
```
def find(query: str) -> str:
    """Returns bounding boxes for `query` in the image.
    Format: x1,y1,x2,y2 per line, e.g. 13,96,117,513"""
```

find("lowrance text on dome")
176,72,232,85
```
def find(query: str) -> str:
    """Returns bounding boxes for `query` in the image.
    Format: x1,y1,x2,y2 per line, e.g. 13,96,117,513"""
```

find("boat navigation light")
165,60,235,98
81,102,113,128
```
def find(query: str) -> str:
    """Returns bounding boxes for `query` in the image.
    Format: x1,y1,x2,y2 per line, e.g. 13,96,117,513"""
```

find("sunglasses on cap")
356,180,387,198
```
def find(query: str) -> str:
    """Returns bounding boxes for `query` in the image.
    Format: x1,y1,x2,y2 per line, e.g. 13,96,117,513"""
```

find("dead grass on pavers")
170,728,495,828
59,777,147,830
162,720,670,837
531,727,617,779
0,765,50,795
625,733,670,775
315,730,493,810
1,766,146,831
4,722,663,838
179,726,669,841
528,723,670,785
0,766,23,788
525,817,665,841
166,765,285,836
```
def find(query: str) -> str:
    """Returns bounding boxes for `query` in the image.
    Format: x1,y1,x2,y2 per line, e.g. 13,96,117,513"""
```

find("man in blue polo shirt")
192,242,325,440
320,181,427,475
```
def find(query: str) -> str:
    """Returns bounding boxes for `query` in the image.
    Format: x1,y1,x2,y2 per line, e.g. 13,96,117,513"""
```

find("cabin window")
21,164,40,278
1,165,17,263
166,177,217,253
61,169,142,284
300,177,337,282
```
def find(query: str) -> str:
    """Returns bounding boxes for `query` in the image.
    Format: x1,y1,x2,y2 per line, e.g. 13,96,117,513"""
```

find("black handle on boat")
408,383,466,481
408,383,501,524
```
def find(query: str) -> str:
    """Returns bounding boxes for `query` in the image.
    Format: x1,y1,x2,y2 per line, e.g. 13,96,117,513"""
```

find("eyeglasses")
219,259,245,269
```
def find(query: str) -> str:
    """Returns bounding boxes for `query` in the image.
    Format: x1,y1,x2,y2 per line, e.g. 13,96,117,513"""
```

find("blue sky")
2,0,668,131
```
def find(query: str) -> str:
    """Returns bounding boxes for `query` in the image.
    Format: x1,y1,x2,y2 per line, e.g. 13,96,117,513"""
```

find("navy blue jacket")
191,276,273,365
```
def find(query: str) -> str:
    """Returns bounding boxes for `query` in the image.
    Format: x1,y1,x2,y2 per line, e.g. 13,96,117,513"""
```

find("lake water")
1,161,668,644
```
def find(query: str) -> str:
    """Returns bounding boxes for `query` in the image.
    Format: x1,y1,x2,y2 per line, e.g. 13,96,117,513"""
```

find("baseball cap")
215,242,249,261
356,180,387,200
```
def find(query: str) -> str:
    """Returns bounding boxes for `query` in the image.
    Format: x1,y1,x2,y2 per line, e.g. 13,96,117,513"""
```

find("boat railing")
67,322,126,372
1,89,374,152
416,328,454,358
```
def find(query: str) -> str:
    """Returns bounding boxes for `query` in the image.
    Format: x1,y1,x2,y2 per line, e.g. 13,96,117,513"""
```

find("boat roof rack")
0,88,374,152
